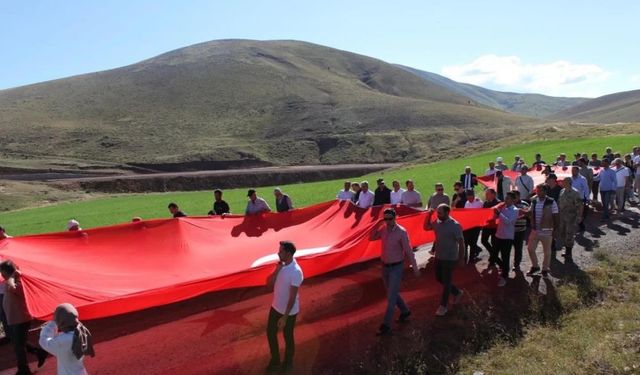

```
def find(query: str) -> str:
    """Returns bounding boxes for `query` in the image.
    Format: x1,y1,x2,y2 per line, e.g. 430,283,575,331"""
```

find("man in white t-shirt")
514,166,535,200
266,241,304,372
463,189,484,260
336,181,354,201
390,180,405,205
614,158,630,213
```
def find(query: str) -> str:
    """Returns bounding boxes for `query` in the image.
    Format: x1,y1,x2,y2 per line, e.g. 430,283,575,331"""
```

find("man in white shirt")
494,192,519,287
390,180,405,205
463,189,484,260
514,166,535,200
265,241,304,372
400,180,423,208
614,158,631,213
485,162,496,177
356,181,375,209
246,189,272,215
336,181,354,201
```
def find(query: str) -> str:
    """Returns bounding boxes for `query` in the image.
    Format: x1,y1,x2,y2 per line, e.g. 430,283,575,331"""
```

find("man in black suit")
459,166,478,191
373,178,392,206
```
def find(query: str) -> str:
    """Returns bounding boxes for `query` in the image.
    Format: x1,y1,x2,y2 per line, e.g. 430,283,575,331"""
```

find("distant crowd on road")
0,146,638,374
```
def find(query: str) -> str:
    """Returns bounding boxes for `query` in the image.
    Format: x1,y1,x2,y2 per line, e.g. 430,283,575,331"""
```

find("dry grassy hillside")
0,40,531,169
550,89,640,123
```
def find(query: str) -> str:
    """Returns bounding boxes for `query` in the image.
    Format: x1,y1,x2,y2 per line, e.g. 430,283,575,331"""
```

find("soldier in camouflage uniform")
557,177,584,262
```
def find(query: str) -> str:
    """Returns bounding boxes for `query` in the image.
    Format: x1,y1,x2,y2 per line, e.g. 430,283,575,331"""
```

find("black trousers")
513,230,526,269
495,237,514,277
581,201,589,220
463,228,482,256
0,294,10,342
591,180,600,202
9,321,44,374
481,228,499,264
435,259,460,307
267,307,297,365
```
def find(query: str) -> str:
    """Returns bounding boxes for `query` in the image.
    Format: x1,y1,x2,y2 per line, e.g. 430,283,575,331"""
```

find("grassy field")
0,135,637,236
456,251,640,374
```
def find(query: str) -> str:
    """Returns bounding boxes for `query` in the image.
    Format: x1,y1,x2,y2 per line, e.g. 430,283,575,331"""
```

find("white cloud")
631,74,640,83
442,55,610,97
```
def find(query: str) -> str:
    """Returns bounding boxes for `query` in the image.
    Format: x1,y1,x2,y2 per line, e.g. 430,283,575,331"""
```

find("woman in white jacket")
38,303,94,375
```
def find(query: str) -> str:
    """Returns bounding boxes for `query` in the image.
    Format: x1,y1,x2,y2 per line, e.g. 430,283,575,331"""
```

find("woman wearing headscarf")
39,303,94,375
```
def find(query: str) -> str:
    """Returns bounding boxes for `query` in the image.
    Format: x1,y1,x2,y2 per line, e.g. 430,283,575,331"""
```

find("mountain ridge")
549,89,640,123
395,65,589,118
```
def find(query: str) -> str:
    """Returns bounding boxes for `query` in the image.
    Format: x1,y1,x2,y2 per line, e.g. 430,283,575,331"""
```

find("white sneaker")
497,277,507,287
453,290,464,304
435,305,448,316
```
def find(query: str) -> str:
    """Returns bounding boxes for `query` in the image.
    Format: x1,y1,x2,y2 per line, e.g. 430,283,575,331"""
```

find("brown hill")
0,40,530,168
550,89,640,123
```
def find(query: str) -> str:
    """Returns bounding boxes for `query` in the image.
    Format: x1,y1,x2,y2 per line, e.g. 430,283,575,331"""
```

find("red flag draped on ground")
0,201,493,320
477,166,574,191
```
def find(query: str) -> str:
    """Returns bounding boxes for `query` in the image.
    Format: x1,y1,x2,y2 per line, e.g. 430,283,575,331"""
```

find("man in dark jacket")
274,188,294,213
459,166,478,191
211,189,230,215
373,178,392,206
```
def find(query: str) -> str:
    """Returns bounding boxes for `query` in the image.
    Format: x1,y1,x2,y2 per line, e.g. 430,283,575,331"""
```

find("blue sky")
1,0,638,97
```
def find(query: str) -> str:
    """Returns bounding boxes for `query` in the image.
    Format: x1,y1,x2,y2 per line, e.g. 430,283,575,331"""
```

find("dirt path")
41,163,401,193
1,164,399,183
0,205,637,375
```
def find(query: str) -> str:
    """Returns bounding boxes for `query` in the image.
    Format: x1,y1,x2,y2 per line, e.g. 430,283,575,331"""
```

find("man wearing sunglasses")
369,208,420,336
427,183,451,210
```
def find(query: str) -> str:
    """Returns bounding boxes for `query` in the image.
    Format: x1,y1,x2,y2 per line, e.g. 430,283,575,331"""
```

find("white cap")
67,219,80,230
496,157,504,162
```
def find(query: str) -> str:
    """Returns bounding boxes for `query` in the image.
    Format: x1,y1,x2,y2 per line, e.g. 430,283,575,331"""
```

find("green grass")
0,135,638,236
456,255,640,375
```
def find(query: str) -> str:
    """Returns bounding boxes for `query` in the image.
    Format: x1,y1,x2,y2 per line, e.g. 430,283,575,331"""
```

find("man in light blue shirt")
570,166,590,201
597,160,617,220
493,191,519,287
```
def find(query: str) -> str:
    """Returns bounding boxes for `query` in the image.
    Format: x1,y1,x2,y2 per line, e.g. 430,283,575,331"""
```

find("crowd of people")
0,146,638,374
341,146,638,341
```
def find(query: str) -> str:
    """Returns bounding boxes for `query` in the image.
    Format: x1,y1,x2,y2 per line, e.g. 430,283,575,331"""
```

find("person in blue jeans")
369,208,420,336
598,159,618,221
